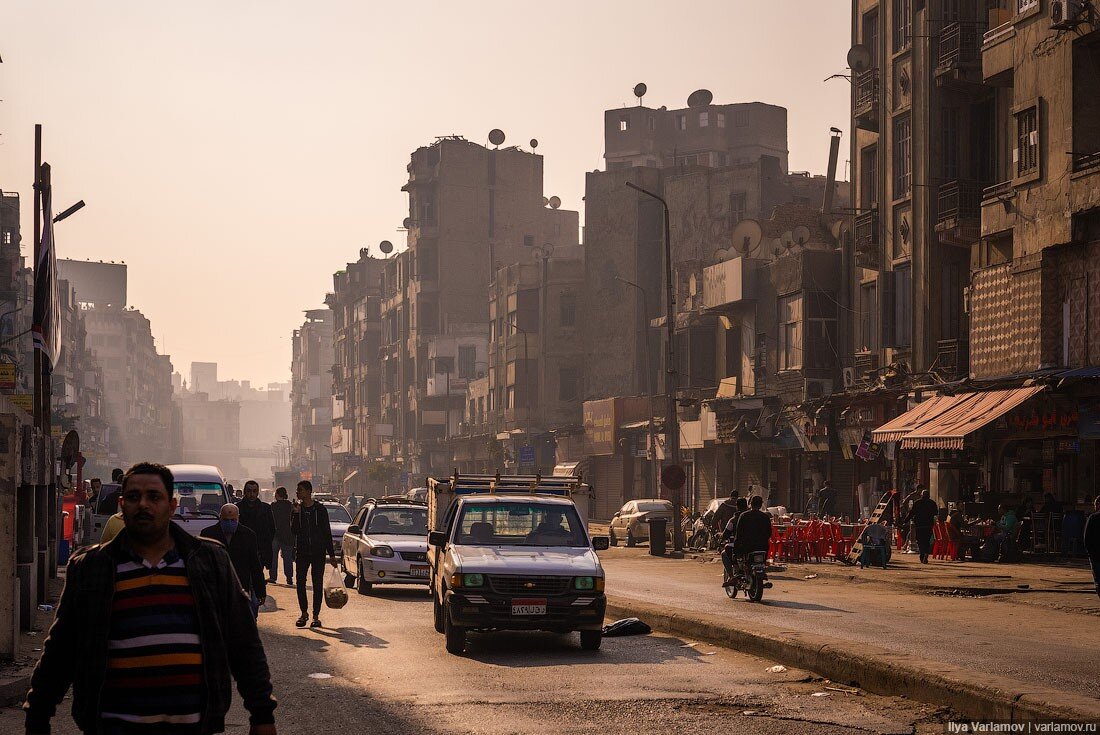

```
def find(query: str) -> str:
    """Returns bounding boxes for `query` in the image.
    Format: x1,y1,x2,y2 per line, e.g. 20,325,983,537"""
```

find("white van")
168,464,233,537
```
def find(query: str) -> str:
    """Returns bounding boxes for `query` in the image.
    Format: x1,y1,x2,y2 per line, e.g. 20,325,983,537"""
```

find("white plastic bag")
324,566,348,609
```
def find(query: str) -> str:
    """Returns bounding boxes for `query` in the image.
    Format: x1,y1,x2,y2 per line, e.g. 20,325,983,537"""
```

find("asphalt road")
600,549,1100,702
1,579,950,734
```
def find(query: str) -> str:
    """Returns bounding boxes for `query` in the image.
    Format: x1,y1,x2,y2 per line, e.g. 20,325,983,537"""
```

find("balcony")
982,180,1015,203
853,352,880,380
936,22,985,90
853,70,880,132
1073,151,1100,174
936,338,969,379
854,210,881,270
936,180,983,246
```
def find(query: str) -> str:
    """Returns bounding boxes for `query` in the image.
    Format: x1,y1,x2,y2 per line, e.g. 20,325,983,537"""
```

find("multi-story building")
290,308,334,488
178,391,242,477
327,250,386,496
380,136,579,479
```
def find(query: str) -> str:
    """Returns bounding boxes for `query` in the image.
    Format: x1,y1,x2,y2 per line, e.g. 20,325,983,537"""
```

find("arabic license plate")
409,566,430,578
511,598,547,616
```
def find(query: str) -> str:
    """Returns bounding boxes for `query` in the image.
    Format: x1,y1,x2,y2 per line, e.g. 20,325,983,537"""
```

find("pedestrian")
1084,495,1100,599
347,493,360,514
818,480,837,519
110,467,124,484
290,480,336,629
23,461,277,735
903,489,939,564
87,477,103,507
237,480,276,576
270,486,295,584
712,491,740,536
201,504,268,619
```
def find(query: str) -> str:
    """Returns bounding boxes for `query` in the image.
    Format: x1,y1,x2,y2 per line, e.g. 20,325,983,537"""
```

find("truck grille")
400,551,427,562
488,575,571,596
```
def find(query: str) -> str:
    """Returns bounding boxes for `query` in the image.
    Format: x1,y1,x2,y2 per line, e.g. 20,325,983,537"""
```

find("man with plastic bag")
290,480,337,629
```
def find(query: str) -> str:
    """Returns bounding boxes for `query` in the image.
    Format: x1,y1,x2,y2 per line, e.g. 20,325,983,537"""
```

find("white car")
427,494,609,655
323,502,352,558
341,500,430,594
608,499,674,547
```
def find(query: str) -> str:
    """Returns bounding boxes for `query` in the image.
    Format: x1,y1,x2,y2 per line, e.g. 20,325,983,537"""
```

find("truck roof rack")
428,470,589,498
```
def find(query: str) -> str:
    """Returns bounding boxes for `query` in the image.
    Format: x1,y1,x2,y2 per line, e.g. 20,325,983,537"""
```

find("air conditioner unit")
1051,0,1089,29
842,367,858,390
804,379,834,401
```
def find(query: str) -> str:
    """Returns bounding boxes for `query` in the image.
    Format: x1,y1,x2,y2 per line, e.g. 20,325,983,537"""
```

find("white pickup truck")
426,474,609,655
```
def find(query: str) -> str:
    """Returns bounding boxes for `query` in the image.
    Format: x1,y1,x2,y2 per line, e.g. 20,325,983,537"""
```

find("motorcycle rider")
720,497,749,585
724,495,773,586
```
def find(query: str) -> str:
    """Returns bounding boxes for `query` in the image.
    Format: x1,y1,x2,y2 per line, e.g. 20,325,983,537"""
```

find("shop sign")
856,431,881,462
583,399,616,456
1055,438,1080,454
0,363,15,390
804,423,828,437
10,394,32,412
1005,406,1079,433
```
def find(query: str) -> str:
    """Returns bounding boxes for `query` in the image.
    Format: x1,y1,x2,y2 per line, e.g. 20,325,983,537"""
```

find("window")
559,292,577,327
1018,0,1038,12
860,145,878,210
734,109,749,127
859,282,878,352
699,112,709,128
863,9,879,68
803,292,838,370
421,190,435,224
435,356,454,374
559,367,579,401
730,192,747,225
778,293,803,370
523,234,534,247
676,114,687,131
1015,104,1039,179
894,264,912,348
619,117,629,132
716,112,726,128
458,345,477,379
940,261,963,340
893,0,912,52
893,115,912,198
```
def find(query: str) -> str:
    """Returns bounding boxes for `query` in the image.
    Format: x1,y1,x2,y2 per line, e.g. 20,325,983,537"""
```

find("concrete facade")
290,309,334,487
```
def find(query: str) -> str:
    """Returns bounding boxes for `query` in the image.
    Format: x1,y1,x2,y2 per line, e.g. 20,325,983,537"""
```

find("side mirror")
592,536,610,551
347,524,361,535
428,531,447,547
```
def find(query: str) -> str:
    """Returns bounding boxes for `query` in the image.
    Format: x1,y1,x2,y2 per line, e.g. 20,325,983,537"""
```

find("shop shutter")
829,448,857,518
592,455,626,521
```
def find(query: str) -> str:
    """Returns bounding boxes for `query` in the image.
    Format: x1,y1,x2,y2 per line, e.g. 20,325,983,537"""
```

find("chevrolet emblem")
524,582,536,589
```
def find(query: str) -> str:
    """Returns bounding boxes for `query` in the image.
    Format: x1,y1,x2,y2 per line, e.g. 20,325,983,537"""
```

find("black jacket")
271,498,295,545
290,501,335,558
1085,511,1100,558
732,509,773,556
236,498,275,565
907,497,940,528
200,522,267,600
24,522,276,734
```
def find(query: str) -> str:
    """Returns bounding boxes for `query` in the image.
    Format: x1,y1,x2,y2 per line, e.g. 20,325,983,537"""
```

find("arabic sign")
0,363,15,390
999,401,1079,435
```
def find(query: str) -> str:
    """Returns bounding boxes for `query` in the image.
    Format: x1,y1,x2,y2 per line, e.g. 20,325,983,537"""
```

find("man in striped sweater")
23,462,277,735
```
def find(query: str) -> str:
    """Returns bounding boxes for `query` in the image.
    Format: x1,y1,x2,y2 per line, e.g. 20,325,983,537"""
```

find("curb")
606,595,1100,724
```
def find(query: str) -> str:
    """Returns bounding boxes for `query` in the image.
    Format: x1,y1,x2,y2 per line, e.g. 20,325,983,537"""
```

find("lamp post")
615,276,658,497
624,181,682,552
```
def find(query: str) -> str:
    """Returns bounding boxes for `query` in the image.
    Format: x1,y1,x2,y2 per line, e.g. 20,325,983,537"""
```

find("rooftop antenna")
633,82,647,106
488,128,506,148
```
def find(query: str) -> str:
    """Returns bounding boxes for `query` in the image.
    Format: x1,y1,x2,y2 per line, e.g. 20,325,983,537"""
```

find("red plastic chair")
931,521,946,559
768,526,782,562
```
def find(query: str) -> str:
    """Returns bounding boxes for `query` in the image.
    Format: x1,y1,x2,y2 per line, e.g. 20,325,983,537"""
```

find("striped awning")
900,386,1044,450
872,394,969,443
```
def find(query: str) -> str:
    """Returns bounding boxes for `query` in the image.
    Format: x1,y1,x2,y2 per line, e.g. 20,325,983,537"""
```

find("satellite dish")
687,89,714,108
549,196,561,210
529,139,539,149
793,225,812,246
379,240,394,254
847,45,872,73
830,219,848,242
633,82,648,100
60,430,80,470
730,219,763,256
780,231,795,251
488,128,506,147
713,248,731,263
402,217,412,229
541,196,550,206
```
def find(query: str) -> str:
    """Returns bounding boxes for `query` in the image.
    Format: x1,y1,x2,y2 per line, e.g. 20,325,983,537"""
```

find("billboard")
58,259,127,307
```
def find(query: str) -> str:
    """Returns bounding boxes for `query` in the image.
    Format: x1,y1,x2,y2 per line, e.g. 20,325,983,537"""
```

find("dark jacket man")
237,482,276,567
904,491,940,563
271,497,295,546
24,522,275,734
732,498,773,557
201,520,268,601
291,500,335,559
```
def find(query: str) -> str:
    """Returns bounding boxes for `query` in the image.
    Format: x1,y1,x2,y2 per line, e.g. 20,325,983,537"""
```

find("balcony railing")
982,21,1014,47
938,180,984,224
939,22,982,68
853,70,879,131
936,338,969,378
982,180,1014,202
854,210,881,270
1073,151,1100,173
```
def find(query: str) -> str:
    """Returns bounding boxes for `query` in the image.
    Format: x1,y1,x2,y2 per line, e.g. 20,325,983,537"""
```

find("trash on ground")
681,642,699,648
742,710,759,716
803,574,818,580
308,673,333,679
701,651,717,655
601,617,651,636
1016,584,1030,589
766,664,788,673
824,685,860,694
811,692,831,697
37,604,54,612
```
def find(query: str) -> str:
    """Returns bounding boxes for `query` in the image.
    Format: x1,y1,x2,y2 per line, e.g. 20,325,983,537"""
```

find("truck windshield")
456,503,588,547
174,482,227,519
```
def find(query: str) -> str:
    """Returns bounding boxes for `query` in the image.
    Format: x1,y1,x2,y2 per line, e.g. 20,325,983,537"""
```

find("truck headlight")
575,576,596,590
450,573,484,588
371,546,394,558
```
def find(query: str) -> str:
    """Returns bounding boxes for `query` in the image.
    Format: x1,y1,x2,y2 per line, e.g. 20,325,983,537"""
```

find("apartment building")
290,308,334,487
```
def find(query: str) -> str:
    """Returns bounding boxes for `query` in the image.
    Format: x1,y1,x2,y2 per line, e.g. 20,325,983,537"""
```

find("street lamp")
624,180,682,552
615,276,658,498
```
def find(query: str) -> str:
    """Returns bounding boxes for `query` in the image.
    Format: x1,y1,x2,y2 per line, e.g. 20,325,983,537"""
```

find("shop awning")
900,386,1045,450
553,458,591,477
872,394,969,443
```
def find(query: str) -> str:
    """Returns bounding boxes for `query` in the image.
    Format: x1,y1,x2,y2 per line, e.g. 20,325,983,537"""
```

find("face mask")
220,520,239,535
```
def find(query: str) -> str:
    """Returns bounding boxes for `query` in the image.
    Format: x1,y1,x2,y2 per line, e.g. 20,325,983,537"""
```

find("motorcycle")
724,550,772,602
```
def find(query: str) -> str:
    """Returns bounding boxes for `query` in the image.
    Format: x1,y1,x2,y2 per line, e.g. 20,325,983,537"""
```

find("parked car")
406,487,429,503
313,492,340,504
341,498,430,594
608,499,674,547
323,502,353,557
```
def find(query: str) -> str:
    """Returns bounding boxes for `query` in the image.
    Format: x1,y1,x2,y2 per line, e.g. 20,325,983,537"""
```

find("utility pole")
626,181,681,552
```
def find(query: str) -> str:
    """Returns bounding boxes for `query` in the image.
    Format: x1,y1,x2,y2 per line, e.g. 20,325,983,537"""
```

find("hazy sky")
0,1,850,387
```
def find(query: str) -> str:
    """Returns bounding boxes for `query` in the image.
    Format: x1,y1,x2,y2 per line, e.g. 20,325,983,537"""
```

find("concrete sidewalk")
600,549,1100,723
0,576,64,708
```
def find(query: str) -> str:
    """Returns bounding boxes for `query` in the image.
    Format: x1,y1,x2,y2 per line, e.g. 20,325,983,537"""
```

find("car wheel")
580,629,602,651
609,530,618,547
432,591,446,633
626,531,637,548
356,560,372,595
444,600,466,655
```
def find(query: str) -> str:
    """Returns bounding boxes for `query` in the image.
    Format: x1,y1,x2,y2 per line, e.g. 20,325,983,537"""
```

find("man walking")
904,489,940,564
290,480,336,629
269,487,295,585
201,504,268,619
237,480,275,578
23,462,277,734
818,480,837,519
1085,495,1100,599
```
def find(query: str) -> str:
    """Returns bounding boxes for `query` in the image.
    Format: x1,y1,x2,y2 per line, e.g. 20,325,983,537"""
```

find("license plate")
409,566,430,578
511,598,547,616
